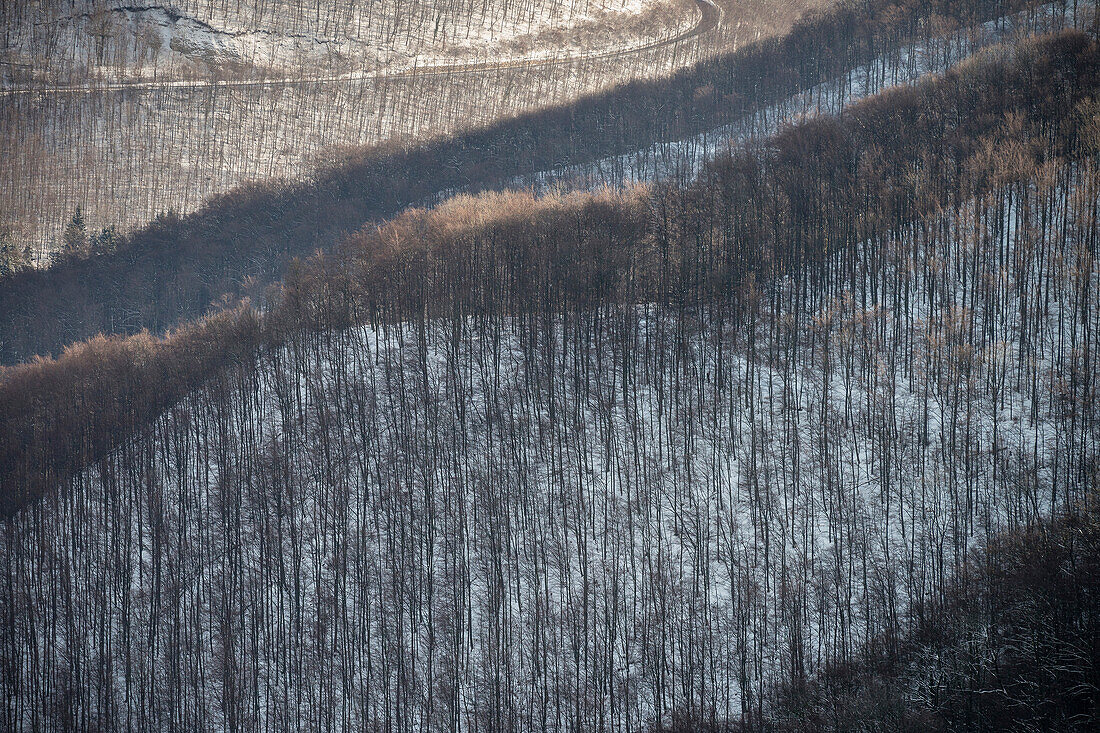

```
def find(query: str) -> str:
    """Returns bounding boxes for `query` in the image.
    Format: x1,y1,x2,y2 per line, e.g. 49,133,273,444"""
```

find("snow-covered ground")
0,0,696,87
4,166,1095,728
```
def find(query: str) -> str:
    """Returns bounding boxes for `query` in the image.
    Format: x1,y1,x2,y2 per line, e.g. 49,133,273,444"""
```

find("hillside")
1,28,1096,730
2,0,701,86
0,0,821,261
0,0,1081,367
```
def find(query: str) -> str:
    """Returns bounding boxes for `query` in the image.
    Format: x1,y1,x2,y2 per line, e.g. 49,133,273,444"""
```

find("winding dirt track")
1,0,722,97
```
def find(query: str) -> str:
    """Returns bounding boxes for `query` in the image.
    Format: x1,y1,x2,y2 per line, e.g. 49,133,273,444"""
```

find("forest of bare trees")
1,0,1087,370
1,22,1096,729
766,506,1100,730
1,0,816,261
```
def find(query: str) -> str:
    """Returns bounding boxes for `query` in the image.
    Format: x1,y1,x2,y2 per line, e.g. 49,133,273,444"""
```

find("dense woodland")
0,0,1086,366
766,507,1100,731
1,26,1096,729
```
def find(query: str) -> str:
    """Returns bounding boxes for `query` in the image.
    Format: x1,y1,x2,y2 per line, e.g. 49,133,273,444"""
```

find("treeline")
0,29,1096,517
0,0,1069,365
1,0,770,268
0,305,266,516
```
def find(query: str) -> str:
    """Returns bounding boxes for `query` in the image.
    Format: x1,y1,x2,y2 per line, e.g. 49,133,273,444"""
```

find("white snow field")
4,162,1096,728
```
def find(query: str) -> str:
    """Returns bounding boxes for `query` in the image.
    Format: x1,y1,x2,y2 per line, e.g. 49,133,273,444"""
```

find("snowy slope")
3,164,1095,729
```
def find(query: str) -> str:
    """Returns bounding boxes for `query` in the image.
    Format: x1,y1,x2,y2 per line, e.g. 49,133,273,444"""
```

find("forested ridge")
0,0,1077,365
1,26,1097,730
